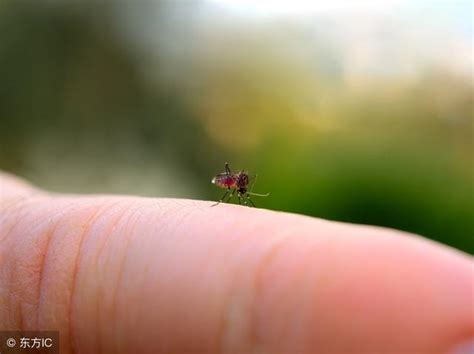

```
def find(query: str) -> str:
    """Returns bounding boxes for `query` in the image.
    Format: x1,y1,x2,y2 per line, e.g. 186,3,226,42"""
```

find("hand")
0,171,472,353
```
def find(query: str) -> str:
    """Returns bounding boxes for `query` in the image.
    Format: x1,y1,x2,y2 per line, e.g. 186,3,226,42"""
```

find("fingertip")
252,223,473,352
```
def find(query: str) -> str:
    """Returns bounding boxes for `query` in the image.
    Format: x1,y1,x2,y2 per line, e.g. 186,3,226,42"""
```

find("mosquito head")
236,171,249,189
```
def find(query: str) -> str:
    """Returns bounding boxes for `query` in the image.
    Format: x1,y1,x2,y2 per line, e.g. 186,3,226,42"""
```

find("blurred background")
0,0,472,253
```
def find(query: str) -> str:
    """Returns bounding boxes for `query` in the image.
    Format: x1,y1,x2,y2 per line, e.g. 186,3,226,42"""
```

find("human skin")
0,171,472,353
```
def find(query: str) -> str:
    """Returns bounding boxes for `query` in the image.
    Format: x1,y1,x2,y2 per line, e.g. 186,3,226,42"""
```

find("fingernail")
450,339,474,354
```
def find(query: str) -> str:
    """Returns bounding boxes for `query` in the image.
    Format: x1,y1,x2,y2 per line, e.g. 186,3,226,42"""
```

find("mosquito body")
211,162,269,207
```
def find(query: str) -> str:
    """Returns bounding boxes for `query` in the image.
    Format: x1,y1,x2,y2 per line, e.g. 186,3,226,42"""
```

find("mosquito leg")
249,174,258,193
212,189,230,207
227,189,235,203
247,197,256,207
225,162,232,175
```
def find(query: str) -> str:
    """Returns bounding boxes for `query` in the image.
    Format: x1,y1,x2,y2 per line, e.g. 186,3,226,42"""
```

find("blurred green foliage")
0,1,472,253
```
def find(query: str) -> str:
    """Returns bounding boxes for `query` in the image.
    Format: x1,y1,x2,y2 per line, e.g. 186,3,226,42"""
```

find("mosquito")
211,162,270,207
